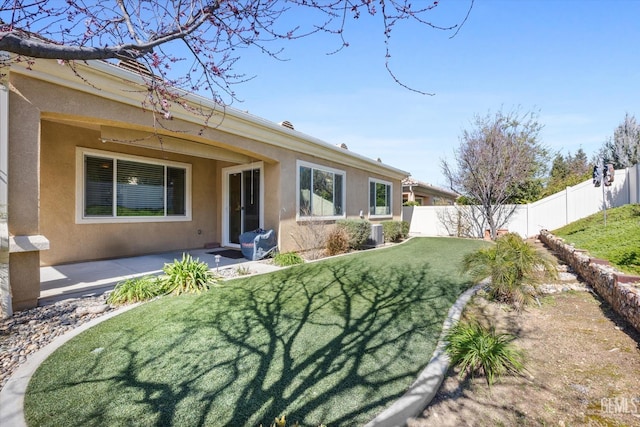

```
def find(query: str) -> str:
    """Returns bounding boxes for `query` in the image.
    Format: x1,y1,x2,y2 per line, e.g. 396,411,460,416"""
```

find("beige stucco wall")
40,120,222,265
275,152,404,253
8,77,43,310
8,86,40,236
10,67,404,271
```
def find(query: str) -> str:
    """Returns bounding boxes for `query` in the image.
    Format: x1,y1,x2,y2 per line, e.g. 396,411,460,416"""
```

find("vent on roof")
279,120,295,130
337,143,348,150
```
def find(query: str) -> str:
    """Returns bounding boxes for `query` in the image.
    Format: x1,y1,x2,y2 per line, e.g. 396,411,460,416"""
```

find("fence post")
631,164,640,204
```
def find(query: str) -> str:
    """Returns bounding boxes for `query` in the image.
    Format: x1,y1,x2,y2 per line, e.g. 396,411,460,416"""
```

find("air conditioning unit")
369,224,384,247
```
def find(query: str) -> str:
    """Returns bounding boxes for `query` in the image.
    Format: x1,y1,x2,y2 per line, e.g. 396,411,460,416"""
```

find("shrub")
445,320,525,387
381,220,409,243
326,227,350,256
107,275,164,305
161,253,219,295
462,232,557,310
403,201,420,206
273,251,304,267
401,220,410,238
336,219,371,250
289,211,330,260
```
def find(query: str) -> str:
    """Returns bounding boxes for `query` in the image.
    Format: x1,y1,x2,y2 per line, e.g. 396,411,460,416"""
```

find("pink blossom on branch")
0,1,472,115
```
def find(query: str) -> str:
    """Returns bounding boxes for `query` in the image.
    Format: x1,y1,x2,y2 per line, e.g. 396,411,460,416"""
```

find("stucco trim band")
9,235,50,253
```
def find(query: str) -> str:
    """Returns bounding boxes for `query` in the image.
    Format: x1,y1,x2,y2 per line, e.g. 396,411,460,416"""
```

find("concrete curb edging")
364,281,486,427
0,303,141,427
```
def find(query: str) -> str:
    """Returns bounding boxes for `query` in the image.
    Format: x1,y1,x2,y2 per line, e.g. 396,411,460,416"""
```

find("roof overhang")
8,58,409,180
402,178,458,199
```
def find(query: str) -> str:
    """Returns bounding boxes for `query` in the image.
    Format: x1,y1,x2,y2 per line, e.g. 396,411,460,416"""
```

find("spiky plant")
107,275,164,305
445,320,525,387
161,253,220,295
462,232,557,310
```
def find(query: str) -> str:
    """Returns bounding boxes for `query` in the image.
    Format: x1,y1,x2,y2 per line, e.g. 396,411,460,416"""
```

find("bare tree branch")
1,0,473,136
442,108,547,239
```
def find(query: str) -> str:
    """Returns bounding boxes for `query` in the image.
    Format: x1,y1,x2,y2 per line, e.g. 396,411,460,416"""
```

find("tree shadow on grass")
197,260,469,425
25,259,473,427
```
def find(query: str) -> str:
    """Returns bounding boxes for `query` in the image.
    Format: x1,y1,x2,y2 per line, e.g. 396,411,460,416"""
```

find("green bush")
401,220,410,238
381,220,409,242
445,320,524,387
462,232,557,310
325,227,350,256
403,201,420,206
107,275,164,305
336,219,371,250
273,251,304,267
161,253,219,295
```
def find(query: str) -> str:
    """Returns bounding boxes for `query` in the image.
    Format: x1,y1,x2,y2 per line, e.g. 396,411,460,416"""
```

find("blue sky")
224,0,639,187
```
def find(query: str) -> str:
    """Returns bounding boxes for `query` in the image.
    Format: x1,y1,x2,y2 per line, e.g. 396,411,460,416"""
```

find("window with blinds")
83,152,188,219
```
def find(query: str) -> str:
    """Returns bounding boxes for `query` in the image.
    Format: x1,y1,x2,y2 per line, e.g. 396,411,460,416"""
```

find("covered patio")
38,249,281,306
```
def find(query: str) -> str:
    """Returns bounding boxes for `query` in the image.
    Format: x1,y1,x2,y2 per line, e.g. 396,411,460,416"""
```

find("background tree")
596,113,640,168
544,148,591,196
441,109,548,240
0,0,471,118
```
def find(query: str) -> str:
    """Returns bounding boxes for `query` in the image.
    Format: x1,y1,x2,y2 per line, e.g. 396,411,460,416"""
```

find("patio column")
7,70,49,311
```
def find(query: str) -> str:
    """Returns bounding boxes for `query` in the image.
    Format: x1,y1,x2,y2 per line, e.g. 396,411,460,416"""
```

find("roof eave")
8,58,409,180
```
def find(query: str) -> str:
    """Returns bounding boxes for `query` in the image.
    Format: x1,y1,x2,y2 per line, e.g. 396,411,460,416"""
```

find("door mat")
206,249,246,259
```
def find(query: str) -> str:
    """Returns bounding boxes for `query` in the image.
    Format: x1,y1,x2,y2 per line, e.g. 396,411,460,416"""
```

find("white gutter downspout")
0,53,12,317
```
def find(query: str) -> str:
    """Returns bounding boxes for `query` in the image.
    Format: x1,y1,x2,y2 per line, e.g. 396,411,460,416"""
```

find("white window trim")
368,178,393,219
296,160,346,221
76,147,192,224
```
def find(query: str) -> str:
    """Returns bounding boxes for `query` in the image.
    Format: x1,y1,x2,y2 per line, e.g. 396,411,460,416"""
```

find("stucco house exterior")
402,178,457,206
1,58,408,313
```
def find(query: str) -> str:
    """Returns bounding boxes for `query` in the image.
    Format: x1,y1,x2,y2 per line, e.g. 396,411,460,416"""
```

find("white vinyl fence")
403,164,640,239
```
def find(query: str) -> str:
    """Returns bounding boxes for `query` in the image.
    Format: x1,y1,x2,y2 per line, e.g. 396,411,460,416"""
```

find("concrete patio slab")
38,248,275,306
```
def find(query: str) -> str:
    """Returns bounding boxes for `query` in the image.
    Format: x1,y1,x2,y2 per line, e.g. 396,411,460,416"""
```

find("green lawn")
553,204,640,275
25,237,488,427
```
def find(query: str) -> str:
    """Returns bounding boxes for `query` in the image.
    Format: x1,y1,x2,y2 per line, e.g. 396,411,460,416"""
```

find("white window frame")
296,160,346,221
368,178,393,219
76,148,192,224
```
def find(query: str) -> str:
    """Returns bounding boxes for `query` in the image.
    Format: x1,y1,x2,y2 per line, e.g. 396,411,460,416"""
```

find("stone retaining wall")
539,230,640,334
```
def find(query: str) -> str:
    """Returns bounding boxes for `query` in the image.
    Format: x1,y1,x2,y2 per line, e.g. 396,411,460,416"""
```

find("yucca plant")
445,320,525,387
462,232,557,310
235,265,252,276
161,253,219,295
107,275,164,305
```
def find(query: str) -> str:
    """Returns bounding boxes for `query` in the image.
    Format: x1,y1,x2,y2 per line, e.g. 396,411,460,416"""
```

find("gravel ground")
0,295,115,390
